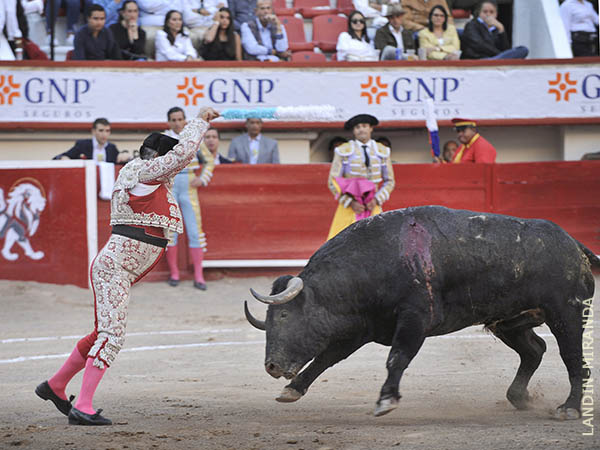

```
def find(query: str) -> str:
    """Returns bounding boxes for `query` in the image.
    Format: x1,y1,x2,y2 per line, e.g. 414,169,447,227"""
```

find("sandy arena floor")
0,276,598,450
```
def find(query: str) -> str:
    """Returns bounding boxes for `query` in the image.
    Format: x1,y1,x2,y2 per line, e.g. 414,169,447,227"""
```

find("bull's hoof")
276,387,302,403
374,397,398,417
507,389,531,410
553,406,580,420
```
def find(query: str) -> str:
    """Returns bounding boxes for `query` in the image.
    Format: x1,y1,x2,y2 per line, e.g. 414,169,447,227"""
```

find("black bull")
245,206,598,418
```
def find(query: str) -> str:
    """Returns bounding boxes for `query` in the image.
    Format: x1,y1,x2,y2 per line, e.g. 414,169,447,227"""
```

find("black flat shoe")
68,407,112,426
167,278,179,287
35,381,74,416
194,281,207,290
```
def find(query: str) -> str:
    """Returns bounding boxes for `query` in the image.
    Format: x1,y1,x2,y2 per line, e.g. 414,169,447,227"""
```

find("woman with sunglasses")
336,10,378,61
418,5,460,60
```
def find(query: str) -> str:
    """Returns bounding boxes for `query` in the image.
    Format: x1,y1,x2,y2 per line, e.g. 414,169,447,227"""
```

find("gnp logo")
177,76,276,105
547,72,600,102
0,75,91,105
0,75,20,105
360,75,460,105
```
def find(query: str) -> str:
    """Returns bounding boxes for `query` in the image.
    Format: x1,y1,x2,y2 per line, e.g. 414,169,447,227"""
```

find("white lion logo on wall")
0,179,47,261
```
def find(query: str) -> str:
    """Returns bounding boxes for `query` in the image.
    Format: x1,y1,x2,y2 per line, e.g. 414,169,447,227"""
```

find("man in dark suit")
374,5,416,60
227,118,280,164
461,0,528,60
53,118,126,163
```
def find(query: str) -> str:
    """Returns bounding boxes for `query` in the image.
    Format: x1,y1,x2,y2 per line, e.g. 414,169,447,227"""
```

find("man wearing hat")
327,114,395,240
353,0,400,29
451,118,497,163
36,107,219,426
374,5,415,60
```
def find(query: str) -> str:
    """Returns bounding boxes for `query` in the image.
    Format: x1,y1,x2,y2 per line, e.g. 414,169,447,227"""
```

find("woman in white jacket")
155,9,199,61
336,10,378,61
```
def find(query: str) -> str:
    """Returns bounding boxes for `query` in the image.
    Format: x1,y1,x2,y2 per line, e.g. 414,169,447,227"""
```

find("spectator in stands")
352,0,398,31
450,118,496,163
53,118,129,163
229,0,256,32
155,9,199,61
201,7,242,60
560,0,599,57
438,139,458,162
183,0,226,47
461,0,528,59
45,0,93,46
228,118,280,163
164,107,215,290
375,5,415,60
202,127,233,164
241,0,289,61
109,0,147,60
138,0,181,26
1,0,23,60
336,10,379,61
73,4,122,60
402,0,453,31
94,0,125,26
9,0,48,60
418,5,460,60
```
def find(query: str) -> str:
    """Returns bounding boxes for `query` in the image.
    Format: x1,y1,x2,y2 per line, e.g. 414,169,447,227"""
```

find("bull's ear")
244,301,265,331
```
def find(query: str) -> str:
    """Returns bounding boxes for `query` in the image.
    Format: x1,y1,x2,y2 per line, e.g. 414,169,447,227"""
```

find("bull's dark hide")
246,206,598,419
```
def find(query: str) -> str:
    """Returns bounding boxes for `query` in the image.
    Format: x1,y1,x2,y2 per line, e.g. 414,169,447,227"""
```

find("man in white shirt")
228,118,280,163
560,0,599,57
353,0,400,30
0,0,22,60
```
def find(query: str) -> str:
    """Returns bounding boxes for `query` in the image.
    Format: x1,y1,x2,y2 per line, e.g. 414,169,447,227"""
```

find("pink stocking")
48,346,86,400
190,247,205,284
166,245,179,280
73,358,107,414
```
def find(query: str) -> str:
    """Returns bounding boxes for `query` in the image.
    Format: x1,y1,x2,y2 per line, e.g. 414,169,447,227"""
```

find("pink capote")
335,177,376,220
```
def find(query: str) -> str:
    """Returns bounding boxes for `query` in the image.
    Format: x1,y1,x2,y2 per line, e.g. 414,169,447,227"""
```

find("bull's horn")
250,277,304,305
244,301,266,331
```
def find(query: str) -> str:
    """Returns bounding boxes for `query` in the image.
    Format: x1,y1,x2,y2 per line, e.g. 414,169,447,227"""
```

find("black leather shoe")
35,381,74,416
167,278,179,287
68,407,112,426
194,281,207,290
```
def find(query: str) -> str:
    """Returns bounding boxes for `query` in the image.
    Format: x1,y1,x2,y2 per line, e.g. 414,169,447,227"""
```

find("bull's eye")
280,311,288,319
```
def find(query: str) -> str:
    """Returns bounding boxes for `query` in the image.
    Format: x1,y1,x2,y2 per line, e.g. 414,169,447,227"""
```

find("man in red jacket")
451,118,497,163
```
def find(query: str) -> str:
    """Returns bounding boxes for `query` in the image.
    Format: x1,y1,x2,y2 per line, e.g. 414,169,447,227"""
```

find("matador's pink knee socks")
166,246,179,281
190,247,205,284
74,357,107,414
48,346,86,400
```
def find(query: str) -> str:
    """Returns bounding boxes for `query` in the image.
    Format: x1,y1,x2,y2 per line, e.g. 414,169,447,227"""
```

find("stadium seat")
451,9,471,19
312,14,346,52
65,49,73,60
273,0,297,16
294,0,338,19
281,16,315,51
291,50,327,62
337,0,354,16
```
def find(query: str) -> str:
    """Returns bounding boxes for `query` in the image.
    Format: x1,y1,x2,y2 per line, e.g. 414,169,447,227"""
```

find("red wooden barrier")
1,166,91,287
95,162,600,283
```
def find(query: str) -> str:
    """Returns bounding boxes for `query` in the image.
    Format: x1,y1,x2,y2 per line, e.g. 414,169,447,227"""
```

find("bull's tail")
577,240,600,268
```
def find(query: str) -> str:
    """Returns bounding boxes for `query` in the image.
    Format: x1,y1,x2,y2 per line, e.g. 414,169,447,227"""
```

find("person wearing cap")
35,107,219,426
163,107,215,291
352,0,400,30
327,114,395,240
451,118,496,163
374,4,416,60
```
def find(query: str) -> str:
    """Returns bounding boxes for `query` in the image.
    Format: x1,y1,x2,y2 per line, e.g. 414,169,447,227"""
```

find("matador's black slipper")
68,407,112,426
35,381,75,416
